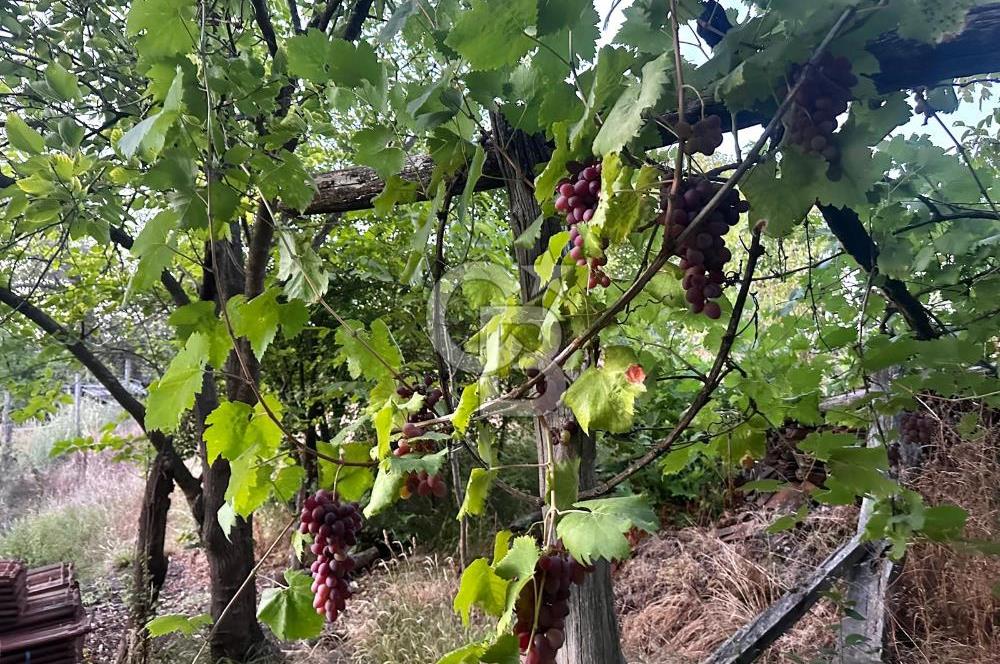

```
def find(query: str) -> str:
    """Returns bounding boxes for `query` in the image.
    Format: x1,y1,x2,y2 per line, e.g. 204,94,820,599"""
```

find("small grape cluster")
395,375,448,499
785,53,856,170
660,175,747,319
900,411,936,446
675,114,724,156
299,490,363,623
554,162,611,289
514,550,592,664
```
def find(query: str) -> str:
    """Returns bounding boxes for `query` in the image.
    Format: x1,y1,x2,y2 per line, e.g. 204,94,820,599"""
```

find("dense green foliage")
1,0,999,660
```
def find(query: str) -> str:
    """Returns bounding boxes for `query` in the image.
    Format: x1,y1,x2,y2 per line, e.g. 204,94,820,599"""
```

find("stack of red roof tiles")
0,561,90,663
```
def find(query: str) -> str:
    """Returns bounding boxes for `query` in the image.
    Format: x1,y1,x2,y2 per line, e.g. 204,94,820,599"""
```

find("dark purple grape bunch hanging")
514,549,593,664
660,175,748,319
554,161,611,289
900,411,937,446
785,52,857,179
299,490,363,623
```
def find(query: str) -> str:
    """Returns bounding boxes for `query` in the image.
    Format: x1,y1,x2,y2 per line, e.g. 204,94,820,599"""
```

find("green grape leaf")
216,502,238,541
278,230,329,302
445,0,537,71
493,535,540,632
454,558,509,626
364,465,404,517
126,0,197,59
128,210,178,293
334,319,403,383
547,457,580,512
145,331,209,432
316,442,374,501
5,113,44,154
592,52,671,156
257,569,324,640
287,29,381,87
145,613,212,637
556,495,657,564
272,464,305,502
453,383,480,434
921,504,968,541
562,361,647,434
458,468,497,519
203,400,253,463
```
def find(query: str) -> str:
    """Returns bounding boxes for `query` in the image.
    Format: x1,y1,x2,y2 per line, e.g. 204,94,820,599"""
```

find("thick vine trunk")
490,112,627,664
115,453,174,664
196,231,269,661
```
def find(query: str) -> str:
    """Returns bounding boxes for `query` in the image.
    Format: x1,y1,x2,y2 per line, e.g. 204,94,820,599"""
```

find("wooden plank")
702,538,879,664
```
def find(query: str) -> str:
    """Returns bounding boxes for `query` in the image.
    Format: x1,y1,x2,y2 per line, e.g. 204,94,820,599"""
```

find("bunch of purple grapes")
395,375,448,499
554,162,612,289
900,411,936,446
785,53,856,171
660,176,747,319
514,550,592,664
553,161,601,224
675,114,724,156
299,490,363,622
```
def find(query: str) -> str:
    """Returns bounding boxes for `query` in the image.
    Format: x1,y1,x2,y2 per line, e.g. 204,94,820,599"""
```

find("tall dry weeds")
887,404,1000,664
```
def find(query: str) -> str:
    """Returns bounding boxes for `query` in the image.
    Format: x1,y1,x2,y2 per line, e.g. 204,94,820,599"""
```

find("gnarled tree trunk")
115,452,174,664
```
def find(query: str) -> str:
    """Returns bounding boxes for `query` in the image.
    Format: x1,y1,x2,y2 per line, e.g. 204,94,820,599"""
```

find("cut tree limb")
300,4,1000,216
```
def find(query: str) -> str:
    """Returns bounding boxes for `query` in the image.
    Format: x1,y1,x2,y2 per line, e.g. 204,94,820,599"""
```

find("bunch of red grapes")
785,52,856,175
395,375,448,499
660,175,747,319
900,411,936,446
514,550,592,664
299,490,363,623
675,114,724,156
553,161,611,289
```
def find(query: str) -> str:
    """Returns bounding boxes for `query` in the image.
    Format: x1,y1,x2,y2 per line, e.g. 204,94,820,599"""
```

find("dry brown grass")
887,405,1000,664
287,551,489,664
615,507,858,664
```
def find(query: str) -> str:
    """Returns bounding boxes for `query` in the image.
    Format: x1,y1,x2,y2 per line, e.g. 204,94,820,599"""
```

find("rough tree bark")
115,453,174,664
196,224,269,661
489,112,627,664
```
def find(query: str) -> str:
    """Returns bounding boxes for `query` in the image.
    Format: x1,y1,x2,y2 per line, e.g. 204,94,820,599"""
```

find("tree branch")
818,204,940,340
309,0,344,31
250,0,279,57
581,228,765,499
0,284,202,506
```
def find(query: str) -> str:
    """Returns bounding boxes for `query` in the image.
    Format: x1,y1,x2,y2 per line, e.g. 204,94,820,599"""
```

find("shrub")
0,503,125,583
